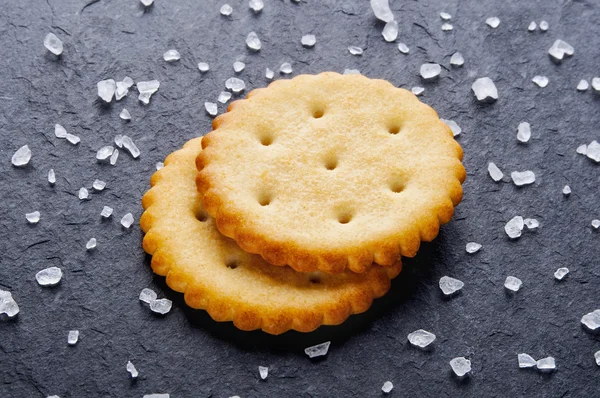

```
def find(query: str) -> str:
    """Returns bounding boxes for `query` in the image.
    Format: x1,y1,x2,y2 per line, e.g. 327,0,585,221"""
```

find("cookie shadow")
151,237,441,354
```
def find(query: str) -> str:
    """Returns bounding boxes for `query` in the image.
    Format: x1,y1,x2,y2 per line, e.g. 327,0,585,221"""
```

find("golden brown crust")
196,72,465,274
141,137,401,335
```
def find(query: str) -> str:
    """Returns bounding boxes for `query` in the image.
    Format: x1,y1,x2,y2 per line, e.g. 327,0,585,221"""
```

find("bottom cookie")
141,138,402,335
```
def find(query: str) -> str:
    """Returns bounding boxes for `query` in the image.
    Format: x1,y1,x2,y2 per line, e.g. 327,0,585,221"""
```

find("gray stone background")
0,0,599,397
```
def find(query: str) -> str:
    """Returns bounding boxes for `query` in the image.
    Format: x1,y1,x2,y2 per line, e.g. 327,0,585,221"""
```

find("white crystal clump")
258,366,268,380
205,102,218,117
382,381,393,394
218,92,232,104
246,32,261,51
97,79,116,103
139,288,158,304
44,33,63,55
0,290,19,318
26,211,41,224
581,309,600,331
411,87,424,96
466,242,482,254
554,267,569,280
440,12,451,20
450,52,464,66
517,122,531,143
548,40,574,61
586,141,600,162
65,133,80,145
36,267,63,287
486,17,500,28
150,298,173,315
127,361,138,378
382,20,398,42
441,23,453,31
439,276,464,296
86,238,97,250
225,77,246,93
523,218,539,230
505,216,524,239
536,357,556,371
119,109,131,120
249,0,264,12
280,62,293,74
265,68,274,80
504,276,522,292
101,206,113,218
532,75,549,88
48,169,56,185
472,77,498,102
511,171,535,186
54,124,67,138
67,330,79,345
407,329,436,348
562,185,571,195
528,21,537,32
137,80,160,105
12,145,31,167
518,353,536,368
370,0,394,22
577,80,589,91
110,149,119,165
397,43,409,54
539,21,549,31
348,46,363,56
121,213,134,228
78,187,89,200
420,63,441,80
121,136,140,158
198,62,209,73
163,49,180,62
576,144,587,155
233,61,245,73
305,341,330,358
441,119,461,136
96,146,114,161
115,78,132,101
449,357,471,377
301,35,316,47
488,162,503,182
220,4,232,16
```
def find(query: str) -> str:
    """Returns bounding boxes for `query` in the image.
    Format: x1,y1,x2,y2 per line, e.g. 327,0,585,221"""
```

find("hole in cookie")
260,133,274,146
313,109,324,119
389,180,404,193
337,212,353,224
389,125,401,135
324,156,338,171
309,276,321,284
258,192,272,206
226,260,239,269
196,210,208,222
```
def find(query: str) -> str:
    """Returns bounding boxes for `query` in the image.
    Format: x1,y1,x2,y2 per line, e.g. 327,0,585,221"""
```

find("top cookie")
197,72,465,274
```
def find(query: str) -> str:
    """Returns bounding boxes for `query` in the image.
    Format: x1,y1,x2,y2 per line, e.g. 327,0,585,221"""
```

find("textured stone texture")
0,0,599,397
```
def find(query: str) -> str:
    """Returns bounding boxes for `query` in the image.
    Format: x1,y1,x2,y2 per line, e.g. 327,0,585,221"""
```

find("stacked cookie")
141,72,465,335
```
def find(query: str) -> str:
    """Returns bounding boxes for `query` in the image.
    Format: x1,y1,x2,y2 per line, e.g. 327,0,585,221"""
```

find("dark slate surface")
1,0,599,397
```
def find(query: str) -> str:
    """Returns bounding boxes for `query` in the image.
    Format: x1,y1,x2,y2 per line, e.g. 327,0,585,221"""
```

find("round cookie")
141,138,401,335
197,72,465,274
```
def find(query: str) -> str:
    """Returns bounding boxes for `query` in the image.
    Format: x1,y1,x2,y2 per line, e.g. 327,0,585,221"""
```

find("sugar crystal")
67,330,79,346
246,32,261,51
78,188,89,200
305,341,330,358
595,351,600,366
121,136,140,158
139,288,157,304
554,267,569,280
441,23,453,31
225,77,246,92
93,180,105,191
121,213,134,228
505,216,524,239
586,141,600,162
472,77,498,102
592,220,600,230
65,133,80,145
259,366,268,380
150,298,172,314
119,109,131,120
249,0,264,12
205,102,218,116
26,211,40,224
370,0,394,23
439,276,464,295
411,87,424,96
466,242,482,254
96,146,114,161
486,17,500,28
523,218,539,230
36,267,63,286
233,61,245,73
592,77,600,92
581,309,600,331
140,0,153,6
280,62,293,74
265,68,274,80
440,12,451,20
517,122,531,143
532,76,549,87
101,206,113,218
55,124,67,138
220,4,232,16
504,276,522,292
449,357,471,377
511,170,535,186
137,80,160,105
12,145,31,167
576,144,587,155
44,33,63,55
527,21,537,31
48,169,56,185
440,119,461,136
407,329,436,348
382,381,393,394
301,35,316,47
156,162,164,170
382,20,398,42
0,290,19,318
198,62,209,72
348,46,363,56
518,353,536,368
110,149,119,165
86,238,97,250
115,81,129,101
397,43,409,54
562,185,571,195
218,92,232,103
127,361,138,378
548,40,574,61
114,135,123,148
163,49,180,62
97,79,116,103
536,357,555,371
539,20,549,31
577,80,589,91
420,63,441,79
488,162,503,182
450,52,464,66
